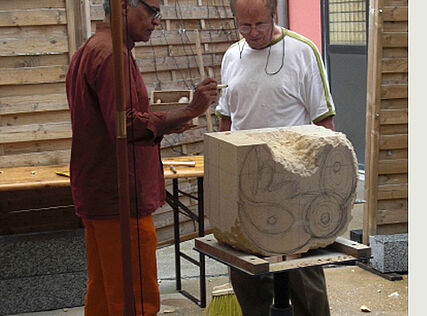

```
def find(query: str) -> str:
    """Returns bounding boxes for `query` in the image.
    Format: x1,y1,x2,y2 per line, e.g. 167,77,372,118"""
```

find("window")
328,0,367,46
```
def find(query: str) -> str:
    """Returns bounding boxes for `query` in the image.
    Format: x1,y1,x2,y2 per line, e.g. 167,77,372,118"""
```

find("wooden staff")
110,0,136,315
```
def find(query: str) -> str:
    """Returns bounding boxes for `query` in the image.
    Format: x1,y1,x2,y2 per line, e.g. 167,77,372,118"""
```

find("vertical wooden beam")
80,0,92,43
164,0,177,84
198,0,215,78
363,0,384,245
65,0,78,62
195,29,213,132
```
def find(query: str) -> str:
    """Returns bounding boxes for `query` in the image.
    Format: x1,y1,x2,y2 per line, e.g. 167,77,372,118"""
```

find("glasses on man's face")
139,0,162,20
238,23,270,35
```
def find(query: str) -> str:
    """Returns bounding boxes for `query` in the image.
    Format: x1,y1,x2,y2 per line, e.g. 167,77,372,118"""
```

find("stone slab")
369,233,408,273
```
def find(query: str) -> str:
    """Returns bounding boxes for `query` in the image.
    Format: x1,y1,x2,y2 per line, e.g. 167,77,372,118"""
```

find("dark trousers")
230,266,330,316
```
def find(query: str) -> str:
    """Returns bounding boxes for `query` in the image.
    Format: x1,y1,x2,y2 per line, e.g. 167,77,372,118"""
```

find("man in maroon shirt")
66,1,218,315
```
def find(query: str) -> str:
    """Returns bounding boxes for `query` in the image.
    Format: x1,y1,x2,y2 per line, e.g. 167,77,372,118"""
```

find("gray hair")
103,0,140,15
230,0,277,17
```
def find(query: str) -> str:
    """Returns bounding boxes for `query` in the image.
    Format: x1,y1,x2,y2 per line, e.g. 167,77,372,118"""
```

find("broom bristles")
206,283,242,316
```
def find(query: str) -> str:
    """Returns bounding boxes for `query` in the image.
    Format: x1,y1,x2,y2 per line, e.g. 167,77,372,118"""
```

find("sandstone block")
204,125,358,256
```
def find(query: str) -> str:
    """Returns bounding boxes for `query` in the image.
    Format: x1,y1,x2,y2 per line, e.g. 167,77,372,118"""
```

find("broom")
206,282,242,316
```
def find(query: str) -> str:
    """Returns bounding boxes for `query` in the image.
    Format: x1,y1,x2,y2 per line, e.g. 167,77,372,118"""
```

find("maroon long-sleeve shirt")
66,22,166,219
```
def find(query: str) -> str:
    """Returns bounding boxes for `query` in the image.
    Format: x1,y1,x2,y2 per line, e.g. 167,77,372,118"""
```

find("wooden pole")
110,0,136,314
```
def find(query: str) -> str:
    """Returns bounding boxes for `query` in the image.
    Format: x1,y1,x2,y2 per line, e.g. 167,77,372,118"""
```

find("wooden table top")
0,155,204,192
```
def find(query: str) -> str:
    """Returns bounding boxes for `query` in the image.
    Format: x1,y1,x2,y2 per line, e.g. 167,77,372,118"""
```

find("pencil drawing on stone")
204,125,358,256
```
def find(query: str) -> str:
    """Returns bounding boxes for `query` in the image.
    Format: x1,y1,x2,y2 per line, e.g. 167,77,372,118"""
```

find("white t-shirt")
216,28,336,131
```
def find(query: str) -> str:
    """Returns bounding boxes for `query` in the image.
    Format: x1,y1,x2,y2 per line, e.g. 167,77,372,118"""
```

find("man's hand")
184,78,219,117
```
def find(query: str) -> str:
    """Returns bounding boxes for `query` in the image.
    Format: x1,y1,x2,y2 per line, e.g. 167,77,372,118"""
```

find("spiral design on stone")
320,147,356,200
303,193,346,239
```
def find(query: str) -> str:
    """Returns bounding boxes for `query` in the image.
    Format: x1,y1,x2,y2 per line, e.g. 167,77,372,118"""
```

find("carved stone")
204,125,358,256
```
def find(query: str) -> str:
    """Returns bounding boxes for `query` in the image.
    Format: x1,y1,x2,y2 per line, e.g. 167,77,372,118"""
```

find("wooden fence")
0,0,238,242
363,0,408,243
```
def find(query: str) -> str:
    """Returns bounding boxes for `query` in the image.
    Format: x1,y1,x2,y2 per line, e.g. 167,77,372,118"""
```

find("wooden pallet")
194,235,371,275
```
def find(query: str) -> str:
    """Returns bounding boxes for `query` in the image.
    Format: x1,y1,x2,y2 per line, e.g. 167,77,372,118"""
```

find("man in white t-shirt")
215,0,335,315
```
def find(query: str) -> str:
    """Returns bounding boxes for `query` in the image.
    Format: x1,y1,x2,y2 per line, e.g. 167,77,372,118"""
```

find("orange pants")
83,216,160,316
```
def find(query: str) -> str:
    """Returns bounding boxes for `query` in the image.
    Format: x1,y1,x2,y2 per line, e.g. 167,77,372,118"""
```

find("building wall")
288,0,322,53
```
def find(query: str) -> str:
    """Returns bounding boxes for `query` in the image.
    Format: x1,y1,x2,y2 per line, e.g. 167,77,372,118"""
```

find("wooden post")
80,0,92,43
363,0,384,245
194,29,213,132
65,0,78,62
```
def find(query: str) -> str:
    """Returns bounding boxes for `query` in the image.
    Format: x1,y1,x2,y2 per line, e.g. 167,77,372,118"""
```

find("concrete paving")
6,178,410,315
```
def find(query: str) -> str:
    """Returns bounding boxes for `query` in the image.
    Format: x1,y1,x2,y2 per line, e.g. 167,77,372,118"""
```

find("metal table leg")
169,177,207,307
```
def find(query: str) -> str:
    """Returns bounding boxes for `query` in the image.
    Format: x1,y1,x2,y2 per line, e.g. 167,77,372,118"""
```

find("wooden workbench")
0,155,204,191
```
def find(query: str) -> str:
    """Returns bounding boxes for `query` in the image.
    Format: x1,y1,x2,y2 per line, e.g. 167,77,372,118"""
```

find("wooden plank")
383,21,407,32
384,0,407,6
379,109,407,125
136,53,223,73
378,159,407,175
381,58,407,73
364,0,384,244
0,0,65,10
381,73,407,86
0,55,69,68
381,84,408,99
328,237,371,259
380,124,407,136
268,250,357,273
382,47,407,58
0,149,71,168
356,261,403,281
0,65,68,86
377,209,408,225
378,173,407,185
376,223,407,235
0,165,70,191
382,32,408,47
378,198,407,211
0,122,71,144
0,36,69,56
2,139,71,156
382,7,408,22
0,207,80,235
90,4,233,21
0,83,66,98
0,94,68,115
1,110,71,127
0,24,67,37
1,186,73,213
137,29,238,47
379,134,407,150
0,9,67,27
194,235,276,274
381,98,407,109
195,235,363,275
377,183,408,200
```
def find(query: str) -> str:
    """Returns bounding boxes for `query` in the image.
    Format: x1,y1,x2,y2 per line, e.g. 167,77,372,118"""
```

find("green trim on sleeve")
313,111,336,124
284,29,334,114
215,111,231,119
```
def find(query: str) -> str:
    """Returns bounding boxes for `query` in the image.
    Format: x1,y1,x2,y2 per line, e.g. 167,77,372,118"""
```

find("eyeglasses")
139,0,162,20
238,23,270,35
